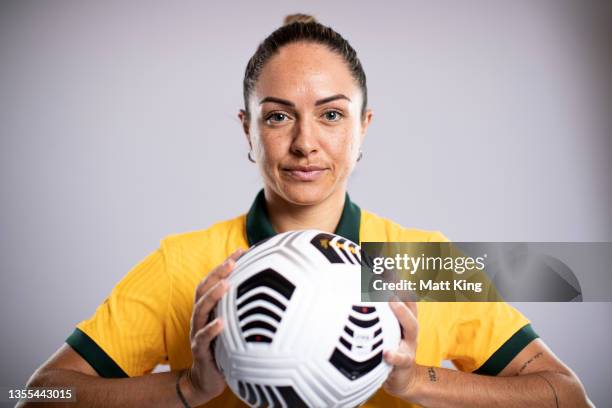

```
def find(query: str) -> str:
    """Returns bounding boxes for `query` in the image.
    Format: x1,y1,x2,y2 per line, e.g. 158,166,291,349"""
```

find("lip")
282,165,328,181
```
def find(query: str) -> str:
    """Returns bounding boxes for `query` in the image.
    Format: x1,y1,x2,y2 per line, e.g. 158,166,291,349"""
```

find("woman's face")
241,41,372,206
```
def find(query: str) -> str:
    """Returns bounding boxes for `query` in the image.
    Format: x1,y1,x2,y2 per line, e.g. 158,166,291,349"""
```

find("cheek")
324,127,359,164
254,129,289,166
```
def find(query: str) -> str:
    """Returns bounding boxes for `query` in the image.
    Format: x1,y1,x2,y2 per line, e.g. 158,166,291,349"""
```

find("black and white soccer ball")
213,229,401,408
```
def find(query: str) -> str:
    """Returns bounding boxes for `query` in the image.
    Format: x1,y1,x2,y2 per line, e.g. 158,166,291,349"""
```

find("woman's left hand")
382,300,420,400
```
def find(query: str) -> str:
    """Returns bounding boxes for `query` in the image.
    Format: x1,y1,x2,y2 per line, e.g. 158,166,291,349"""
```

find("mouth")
281,165,329,182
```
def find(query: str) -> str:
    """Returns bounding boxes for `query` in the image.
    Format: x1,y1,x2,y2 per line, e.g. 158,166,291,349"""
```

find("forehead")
254,41,360,102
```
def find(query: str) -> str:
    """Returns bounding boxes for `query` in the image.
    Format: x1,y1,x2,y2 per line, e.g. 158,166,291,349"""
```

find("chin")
277,181,336,206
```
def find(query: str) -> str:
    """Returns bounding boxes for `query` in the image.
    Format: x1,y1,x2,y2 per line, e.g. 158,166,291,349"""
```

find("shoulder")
161,214,246,250
158,214,248,278
360,208,449,242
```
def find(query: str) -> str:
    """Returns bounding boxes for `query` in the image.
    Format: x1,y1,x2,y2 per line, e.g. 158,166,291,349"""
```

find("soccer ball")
213,229,401,407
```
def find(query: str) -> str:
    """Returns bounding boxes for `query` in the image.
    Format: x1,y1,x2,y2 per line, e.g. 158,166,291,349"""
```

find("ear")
360,108,373,144
238,109,252,149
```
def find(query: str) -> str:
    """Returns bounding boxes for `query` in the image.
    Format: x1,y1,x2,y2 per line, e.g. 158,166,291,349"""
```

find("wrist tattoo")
534,372,559,408
518,352,543,374
427,367,438,382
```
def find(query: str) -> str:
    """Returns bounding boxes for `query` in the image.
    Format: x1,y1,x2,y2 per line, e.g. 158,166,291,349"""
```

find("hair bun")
283,13,317,25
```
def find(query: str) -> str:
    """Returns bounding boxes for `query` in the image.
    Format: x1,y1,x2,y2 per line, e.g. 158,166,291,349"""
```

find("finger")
192,279,228,332
192,318,224,357
191,280,229,336
229,248,246,261
404,301,418,319
383,349,413,368
194,252,241,302
389,301,418,343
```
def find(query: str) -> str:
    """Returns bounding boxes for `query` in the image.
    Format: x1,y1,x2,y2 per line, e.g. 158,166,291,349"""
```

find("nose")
290,117,319,158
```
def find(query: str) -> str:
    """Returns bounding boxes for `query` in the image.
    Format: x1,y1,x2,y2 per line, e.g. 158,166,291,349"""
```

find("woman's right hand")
186,248,245,404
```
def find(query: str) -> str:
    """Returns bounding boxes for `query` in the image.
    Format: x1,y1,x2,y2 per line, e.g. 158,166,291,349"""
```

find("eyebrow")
258,94,351,107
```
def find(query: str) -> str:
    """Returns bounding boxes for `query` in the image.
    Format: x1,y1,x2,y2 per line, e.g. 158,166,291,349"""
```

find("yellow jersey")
67,190,537,407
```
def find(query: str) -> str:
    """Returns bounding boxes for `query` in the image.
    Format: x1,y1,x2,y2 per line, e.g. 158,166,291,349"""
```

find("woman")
23,14,590,408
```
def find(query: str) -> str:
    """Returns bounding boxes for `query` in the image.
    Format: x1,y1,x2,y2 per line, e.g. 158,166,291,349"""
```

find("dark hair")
242,14,368,120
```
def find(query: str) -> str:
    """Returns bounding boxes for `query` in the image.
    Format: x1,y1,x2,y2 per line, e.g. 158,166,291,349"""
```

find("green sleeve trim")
66,328,128,378
473,323,539,376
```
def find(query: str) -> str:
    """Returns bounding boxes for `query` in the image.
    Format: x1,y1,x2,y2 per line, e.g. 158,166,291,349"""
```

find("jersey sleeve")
66,248,171,377
445,301,539,375
425,231,539,375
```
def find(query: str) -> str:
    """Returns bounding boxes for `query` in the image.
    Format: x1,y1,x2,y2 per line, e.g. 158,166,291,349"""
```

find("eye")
266,112,289,124
323,110,343,122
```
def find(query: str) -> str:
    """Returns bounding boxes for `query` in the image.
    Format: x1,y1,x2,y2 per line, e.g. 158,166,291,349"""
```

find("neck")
264,187,346,234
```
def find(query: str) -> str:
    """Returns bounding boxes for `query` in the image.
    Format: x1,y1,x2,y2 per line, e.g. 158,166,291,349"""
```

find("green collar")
246,189,361,246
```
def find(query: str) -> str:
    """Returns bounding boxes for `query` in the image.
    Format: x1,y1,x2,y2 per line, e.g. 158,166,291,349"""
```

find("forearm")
17,368,208,408
402,365,592,408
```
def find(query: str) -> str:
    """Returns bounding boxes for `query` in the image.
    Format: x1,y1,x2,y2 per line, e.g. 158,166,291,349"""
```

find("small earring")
248,151,256,163
357,150,363,162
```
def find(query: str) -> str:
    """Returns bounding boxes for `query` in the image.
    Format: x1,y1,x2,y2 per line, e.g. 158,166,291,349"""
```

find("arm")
383,302,593,408
18,249,244,408
17,344,205,408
